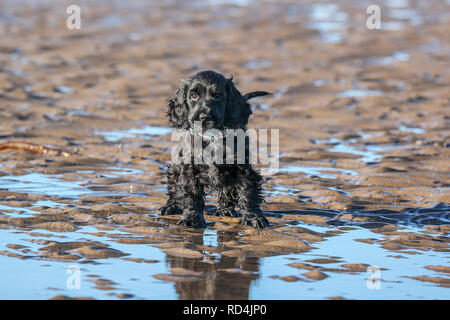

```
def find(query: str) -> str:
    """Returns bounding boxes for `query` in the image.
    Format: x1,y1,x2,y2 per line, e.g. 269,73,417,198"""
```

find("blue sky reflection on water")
0,221,449,299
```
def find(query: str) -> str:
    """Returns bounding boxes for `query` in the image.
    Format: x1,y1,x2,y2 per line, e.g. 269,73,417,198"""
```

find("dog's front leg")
176,165,206,228
236,166,270,229
216,185,238,217
160,164,183,216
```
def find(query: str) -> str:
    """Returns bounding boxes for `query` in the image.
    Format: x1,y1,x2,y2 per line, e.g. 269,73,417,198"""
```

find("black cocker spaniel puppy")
160,70,271,229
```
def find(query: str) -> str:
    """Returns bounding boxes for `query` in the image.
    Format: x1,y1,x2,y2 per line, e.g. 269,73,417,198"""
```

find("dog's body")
160,70,270,229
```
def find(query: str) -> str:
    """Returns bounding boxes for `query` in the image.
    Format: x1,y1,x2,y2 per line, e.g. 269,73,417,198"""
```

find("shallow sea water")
0,0,448,300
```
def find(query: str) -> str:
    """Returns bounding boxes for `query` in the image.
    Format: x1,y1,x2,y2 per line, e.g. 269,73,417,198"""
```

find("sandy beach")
0,0,449,299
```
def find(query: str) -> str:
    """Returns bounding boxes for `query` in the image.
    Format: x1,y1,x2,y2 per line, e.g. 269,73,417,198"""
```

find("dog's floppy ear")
224,76,252,129
167,78,191,129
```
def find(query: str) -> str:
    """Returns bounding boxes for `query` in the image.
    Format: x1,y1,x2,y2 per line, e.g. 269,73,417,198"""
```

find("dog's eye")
190,93,199,101
213,93,221,99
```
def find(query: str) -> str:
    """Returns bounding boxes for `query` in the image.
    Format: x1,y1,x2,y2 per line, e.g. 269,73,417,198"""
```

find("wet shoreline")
0,0,449,299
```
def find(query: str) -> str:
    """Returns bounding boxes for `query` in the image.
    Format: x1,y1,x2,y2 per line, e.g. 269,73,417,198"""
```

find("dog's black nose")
198,110,213,121
199,114,212,121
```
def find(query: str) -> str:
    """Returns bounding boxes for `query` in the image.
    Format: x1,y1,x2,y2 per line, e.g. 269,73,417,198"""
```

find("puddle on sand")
0,167,143,198
32,200,66,208
0,146,447,300
0,173,93,198
307,3,347,43
382,0,423,30
273,86,290,99
0,204,37,218
262,133,412,178
398,125,425,134
277,165,358,179
0,226,174,299
243,59,273,69
387,8,423,26
382,21,406,31
95,126,172,142
268,184,300,197
315,136,409,163
251,224,450,299
336,90,384,98
365,51,410,66
206,0,251,6
0,213,448,299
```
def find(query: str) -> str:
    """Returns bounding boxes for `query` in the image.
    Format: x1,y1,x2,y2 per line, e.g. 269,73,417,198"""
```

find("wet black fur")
160,70,271,229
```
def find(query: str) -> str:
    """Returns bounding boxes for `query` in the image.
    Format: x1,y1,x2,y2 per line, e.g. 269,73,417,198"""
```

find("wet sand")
0,0,449,299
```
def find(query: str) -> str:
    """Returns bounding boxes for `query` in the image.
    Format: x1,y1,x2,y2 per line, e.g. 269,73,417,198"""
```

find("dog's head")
167,70,270,130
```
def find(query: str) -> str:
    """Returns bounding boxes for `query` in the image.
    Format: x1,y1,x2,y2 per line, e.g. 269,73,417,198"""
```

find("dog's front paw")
177,212,206,229
214,208,238,217
240,211,270,230
159,205,182,216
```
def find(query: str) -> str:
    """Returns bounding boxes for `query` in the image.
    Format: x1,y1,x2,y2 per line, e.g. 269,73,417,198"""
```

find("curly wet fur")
160,70,270,229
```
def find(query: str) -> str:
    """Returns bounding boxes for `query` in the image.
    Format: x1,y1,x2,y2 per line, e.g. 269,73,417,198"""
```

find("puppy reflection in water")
165,230,260,300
